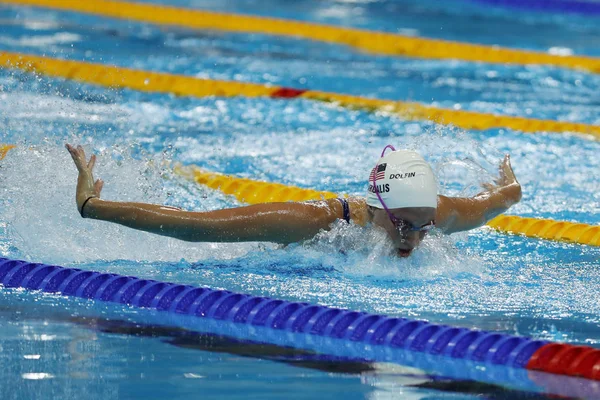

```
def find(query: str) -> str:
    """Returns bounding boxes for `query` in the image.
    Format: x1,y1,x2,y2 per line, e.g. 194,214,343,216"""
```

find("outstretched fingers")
66,143,95,172
483,155,514,190
94,179,104,196
496,154,517,186
66,143,84,169
501,154,515,176
87,154,96,171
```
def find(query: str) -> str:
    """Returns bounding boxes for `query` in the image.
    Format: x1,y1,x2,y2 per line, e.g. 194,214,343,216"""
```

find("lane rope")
175,164,600,247
468,0,600,15
0,144,15,160
2,51,599,138
2,256,600,383
2,0,600,74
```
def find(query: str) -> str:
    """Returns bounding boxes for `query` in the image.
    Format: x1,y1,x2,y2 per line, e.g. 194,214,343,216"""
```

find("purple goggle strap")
372,145,398,222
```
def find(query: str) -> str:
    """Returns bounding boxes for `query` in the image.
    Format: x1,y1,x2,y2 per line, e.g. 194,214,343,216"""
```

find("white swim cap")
366,148,438,209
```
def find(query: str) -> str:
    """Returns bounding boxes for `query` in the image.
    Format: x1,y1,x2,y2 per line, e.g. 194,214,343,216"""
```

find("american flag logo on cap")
369,163,386,181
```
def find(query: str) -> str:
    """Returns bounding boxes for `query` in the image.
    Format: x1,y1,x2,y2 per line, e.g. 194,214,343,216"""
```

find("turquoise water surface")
1,0,600,399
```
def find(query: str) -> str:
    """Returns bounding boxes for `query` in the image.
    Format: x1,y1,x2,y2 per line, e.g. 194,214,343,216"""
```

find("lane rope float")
2,0,600,74
173,164,339,204
0,144,15,160
2,51,600,138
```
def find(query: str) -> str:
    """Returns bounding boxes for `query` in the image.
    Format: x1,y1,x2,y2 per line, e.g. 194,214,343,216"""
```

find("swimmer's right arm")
66,144,342,244
435,154,522,234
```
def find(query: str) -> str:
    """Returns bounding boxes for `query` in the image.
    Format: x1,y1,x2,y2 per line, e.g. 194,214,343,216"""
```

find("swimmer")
66,143,521,257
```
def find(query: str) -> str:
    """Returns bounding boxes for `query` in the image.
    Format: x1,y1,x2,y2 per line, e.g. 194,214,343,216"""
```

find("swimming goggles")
372,144,435,234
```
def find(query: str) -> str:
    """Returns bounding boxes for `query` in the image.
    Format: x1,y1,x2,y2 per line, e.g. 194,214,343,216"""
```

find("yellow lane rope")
2,51,599,138
0,144,15,160
2,0,600,74
174,164,339,203
486,215,600,247
302,91,600,137
176,163,600,247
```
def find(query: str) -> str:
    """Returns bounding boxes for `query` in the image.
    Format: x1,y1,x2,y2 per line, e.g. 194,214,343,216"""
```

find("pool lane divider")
469,0,600,15
175,164,600,247
1,256,600,382
0,144,15,161
2,52,600,139
2,0,600,75
173,164,340,203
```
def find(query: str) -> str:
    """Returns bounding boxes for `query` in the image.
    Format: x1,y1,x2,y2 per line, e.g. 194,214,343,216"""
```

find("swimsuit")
337,198,351,223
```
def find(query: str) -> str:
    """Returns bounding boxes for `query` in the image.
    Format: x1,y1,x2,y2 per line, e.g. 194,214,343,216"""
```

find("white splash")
0,144,263,265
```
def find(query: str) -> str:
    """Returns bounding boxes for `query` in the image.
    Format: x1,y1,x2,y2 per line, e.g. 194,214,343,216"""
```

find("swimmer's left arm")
435,155,522,234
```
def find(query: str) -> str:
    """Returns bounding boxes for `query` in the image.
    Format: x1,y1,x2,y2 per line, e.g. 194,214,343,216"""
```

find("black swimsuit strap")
337,198,351,223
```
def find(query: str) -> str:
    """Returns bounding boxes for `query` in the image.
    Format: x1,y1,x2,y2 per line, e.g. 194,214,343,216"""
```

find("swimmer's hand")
66,144,104,216
482,154,521,201
436,154,522,234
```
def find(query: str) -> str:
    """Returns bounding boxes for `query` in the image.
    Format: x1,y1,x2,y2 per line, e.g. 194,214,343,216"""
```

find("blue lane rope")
0,257,547,368
467,0,600,14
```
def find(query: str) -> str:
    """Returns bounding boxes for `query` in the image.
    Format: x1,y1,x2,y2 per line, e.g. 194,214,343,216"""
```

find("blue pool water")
1,0,600,398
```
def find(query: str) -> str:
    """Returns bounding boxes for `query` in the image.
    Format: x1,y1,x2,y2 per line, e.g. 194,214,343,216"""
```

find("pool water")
1,0,600,398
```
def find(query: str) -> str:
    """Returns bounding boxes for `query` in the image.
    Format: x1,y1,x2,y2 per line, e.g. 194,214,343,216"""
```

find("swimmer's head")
367,206,436,257
366,147,437,210
366,146,438,256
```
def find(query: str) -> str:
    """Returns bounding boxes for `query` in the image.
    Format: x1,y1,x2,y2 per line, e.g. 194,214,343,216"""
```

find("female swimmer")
66,143,521,257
